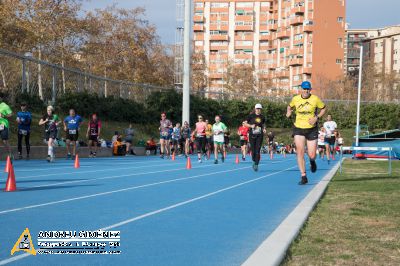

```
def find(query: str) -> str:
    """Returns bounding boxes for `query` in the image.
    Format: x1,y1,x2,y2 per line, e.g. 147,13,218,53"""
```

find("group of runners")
0,95,102,162
1,80,333,184
158,80,331,184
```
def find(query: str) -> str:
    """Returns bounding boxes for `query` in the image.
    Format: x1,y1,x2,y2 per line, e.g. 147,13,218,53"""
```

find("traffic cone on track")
186,157,192,169
74,154,80,169
5,164,16,192
4,156,11,173
235,154,239,164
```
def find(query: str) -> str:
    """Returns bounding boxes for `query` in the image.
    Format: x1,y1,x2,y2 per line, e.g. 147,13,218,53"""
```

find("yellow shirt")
289,94,325,129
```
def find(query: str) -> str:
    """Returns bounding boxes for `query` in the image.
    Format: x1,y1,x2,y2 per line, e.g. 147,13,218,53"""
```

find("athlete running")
318,127,326,160
159,112,172,159
171,122,181,155
16,103,31,160
286,81,326,185
193,115,207,163
39,106,60,162
180,121,191,158
244,104,266,171
86,113,101,158
0,95,13,160
212,115,227,164
267,131,275,157
205,119,214,156
237,121,249,161
63,108,83,160
323,114,337,163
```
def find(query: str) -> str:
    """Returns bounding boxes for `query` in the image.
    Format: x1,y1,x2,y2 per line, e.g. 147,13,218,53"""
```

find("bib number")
161,132,168,137
0,124,4,131
196,134,204,138
252,126,261,135
69,129,77,135
19,129,28,135
240,136,245,140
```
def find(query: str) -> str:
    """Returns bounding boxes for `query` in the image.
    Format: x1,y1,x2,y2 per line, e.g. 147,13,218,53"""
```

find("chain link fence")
0,48,171,105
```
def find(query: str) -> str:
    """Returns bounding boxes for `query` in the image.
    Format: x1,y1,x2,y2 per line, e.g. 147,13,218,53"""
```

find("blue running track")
0,154,338,265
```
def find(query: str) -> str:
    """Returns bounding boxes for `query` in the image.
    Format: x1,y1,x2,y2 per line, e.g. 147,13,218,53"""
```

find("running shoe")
50,156,55,163
67,153,71,160
310,160,317,173
221,156,225,163
327,160,330,165
89,152,93,158
18,154,22,160
26,154,30,160
160,154,164,159
93,153,97,158
47,155,51,162
299,175,308,185
252,162,257,171
242,156,246,161
198,159,202,163
214,159,218,164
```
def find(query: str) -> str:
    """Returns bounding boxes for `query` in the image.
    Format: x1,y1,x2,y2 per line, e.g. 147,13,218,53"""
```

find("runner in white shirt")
323,115,337,163
317,127,326,160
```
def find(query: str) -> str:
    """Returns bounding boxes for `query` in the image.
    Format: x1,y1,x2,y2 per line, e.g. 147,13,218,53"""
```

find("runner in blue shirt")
63,108,83,160
16,103,32,159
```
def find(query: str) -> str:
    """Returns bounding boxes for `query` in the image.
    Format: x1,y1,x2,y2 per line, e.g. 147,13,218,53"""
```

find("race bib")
161,132,169,137
240,136,245,140
252,126,261,135
196,134,205,138
0,124,4,131
69,129,77,135
19,129,28,135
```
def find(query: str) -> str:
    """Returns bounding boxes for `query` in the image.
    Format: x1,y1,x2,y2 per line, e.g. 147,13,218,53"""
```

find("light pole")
355,45,363,146
182,0,191,125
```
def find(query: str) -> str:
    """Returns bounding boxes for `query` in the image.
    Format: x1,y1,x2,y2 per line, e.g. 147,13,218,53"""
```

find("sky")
83,0,400,45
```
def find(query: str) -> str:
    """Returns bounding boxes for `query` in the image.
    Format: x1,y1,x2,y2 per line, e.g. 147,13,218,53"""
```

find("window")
211,2,229,8
195,41,203,46
337,17,343,22
336,59,342,64
195,2,204,8
236,2,253,8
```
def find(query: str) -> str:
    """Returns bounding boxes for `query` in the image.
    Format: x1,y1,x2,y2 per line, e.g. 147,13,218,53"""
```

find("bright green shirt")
0,102,12,128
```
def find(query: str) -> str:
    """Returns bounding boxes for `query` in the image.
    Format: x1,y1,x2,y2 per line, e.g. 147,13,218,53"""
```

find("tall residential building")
193,0,346,97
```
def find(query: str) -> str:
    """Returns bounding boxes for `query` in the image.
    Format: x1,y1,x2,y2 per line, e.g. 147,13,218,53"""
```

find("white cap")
255,103,263,109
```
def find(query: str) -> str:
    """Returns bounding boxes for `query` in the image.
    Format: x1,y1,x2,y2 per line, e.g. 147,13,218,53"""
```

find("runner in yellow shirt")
286,81,326,185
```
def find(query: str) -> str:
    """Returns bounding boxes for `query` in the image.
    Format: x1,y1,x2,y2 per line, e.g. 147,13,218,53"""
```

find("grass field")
283,159,400,265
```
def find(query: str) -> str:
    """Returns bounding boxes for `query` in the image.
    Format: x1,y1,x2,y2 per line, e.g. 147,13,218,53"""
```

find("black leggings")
196,136,206,154
249,134,263,165
18,132,30,155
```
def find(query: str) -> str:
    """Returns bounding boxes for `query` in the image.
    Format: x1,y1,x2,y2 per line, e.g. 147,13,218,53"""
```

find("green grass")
283,159,400,266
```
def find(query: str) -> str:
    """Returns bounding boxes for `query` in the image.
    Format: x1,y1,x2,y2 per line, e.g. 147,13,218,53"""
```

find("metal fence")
0,48,171,104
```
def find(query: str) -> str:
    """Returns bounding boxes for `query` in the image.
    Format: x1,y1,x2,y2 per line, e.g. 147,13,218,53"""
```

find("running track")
0,154,338,265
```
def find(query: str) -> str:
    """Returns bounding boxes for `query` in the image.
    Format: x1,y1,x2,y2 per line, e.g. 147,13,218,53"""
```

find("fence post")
52,67,56,103
21,59,26,93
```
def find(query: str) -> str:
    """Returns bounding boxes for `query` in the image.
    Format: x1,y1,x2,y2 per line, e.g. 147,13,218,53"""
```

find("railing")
0,48,170,104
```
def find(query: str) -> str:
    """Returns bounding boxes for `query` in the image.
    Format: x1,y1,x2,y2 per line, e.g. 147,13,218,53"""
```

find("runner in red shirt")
237,121,249,161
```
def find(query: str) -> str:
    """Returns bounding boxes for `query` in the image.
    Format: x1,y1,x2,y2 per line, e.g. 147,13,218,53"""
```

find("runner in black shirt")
244,104,267,171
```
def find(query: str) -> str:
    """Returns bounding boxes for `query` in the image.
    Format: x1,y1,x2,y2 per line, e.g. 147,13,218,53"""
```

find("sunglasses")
198,117,203,119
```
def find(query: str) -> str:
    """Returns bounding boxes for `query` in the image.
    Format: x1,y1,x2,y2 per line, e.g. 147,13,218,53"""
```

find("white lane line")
0,165,252,215
11,160,188,179
0,165,296,265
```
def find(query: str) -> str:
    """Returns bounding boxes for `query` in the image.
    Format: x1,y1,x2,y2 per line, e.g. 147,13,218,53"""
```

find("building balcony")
234,15,254,22
235,35,254,41
302,67,312,74
289,47,304,56
268,24,278,31
303,24,314,32
277,30,290,39
208,73,224,79
235,53,253,60
209,24,229,31
235,24,254,31
291,6,305,14
259,73,273,79
288,58,303,66
290,16,303,26
259,34,272,41
293,38,304,46
193,24,204,32
193,15,204,23
276,70,289,78
268,63,277,69
210,35,229,41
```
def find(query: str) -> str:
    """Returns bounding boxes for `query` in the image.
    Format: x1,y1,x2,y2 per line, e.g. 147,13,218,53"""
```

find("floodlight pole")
182,0,191,125
355,45,363,146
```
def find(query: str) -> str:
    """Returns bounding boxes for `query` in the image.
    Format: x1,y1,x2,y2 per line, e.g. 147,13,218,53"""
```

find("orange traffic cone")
235,154,239,164
172,152,176,161
74,154,80,169
4,156,11,173
186,157,192,169
5,164,16,192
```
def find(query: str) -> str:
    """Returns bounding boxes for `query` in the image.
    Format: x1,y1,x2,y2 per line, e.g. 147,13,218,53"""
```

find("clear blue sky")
82,0,400,45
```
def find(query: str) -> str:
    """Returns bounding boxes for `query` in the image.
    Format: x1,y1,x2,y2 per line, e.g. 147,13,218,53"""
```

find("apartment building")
193,0,346,96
